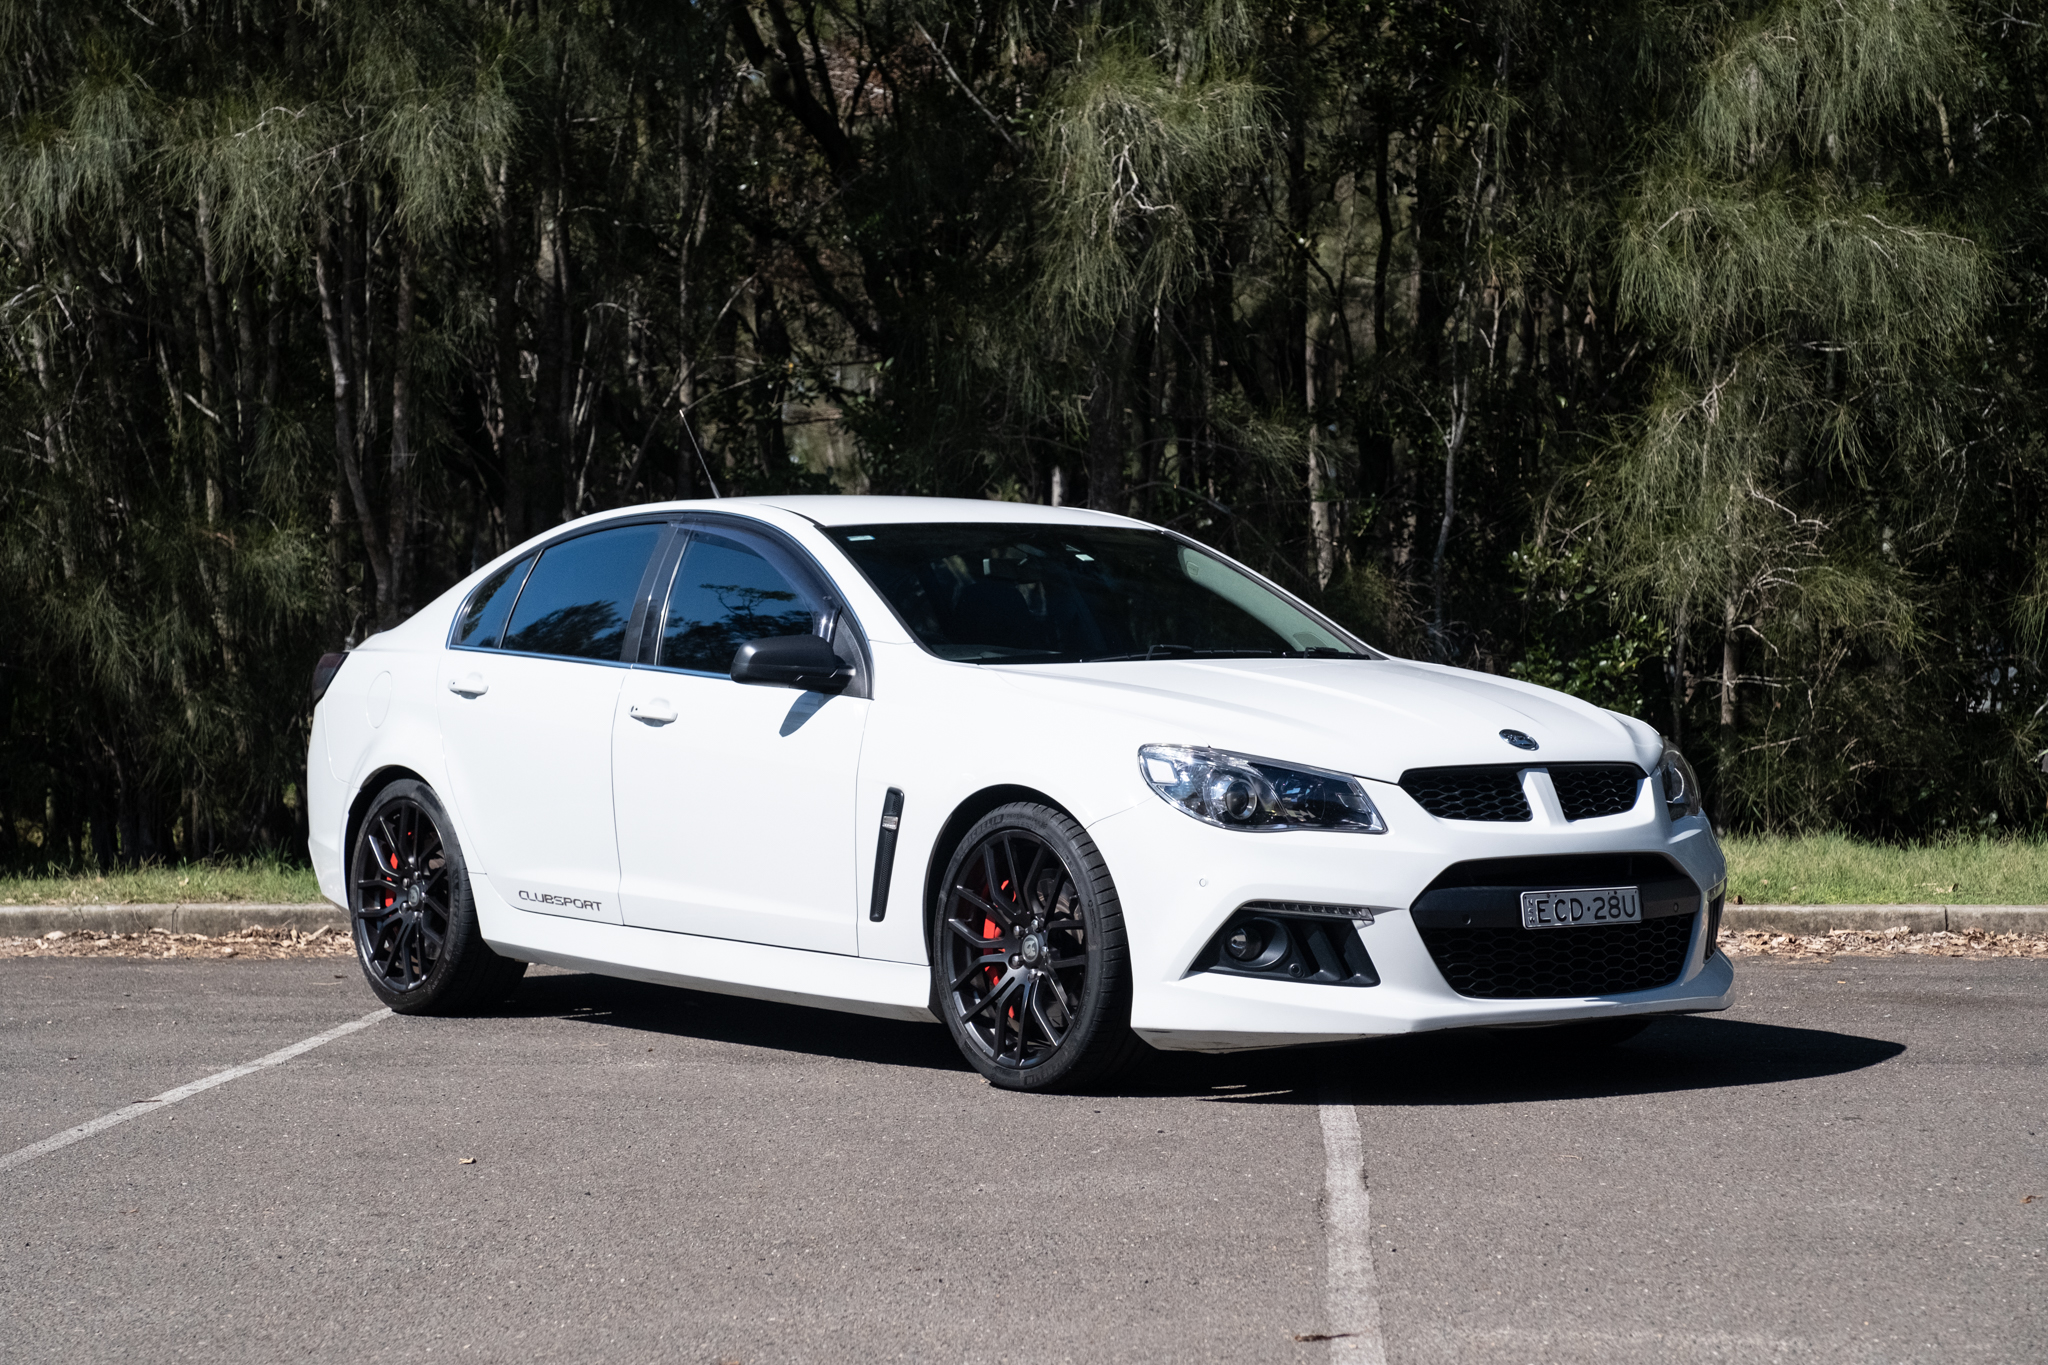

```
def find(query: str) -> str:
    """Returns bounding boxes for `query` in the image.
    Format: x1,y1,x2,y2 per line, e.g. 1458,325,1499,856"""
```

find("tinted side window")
452,554,534,649
659,532,820,674
501,524,665,662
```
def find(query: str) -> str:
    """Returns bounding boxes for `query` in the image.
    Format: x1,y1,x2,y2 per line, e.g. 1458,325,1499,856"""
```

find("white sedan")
308,496,1731,1090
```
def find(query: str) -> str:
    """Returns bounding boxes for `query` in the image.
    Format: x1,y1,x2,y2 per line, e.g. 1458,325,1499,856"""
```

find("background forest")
3,0,2045,867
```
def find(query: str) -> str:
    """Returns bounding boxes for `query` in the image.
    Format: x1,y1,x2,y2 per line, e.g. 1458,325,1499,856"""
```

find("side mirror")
729,634,852,692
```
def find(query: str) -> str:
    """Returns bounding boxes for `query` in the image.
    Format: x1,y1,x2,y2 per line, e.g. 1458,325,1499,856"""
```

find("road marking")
0,1008,391,1174
1318,1086,1388,1363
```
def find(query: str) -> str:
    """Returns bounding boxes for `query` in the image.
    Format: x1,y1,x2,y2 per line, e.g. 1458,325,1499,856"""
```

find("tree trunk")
314,217,394,618
1720,598,1739,731
1083,314,1137,512
387,239,417,624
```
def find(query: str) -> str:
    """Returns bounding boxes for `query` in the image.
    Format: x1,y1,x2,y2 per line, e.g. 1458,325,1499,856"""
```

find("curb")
1723,904,2048,936
6,901,2044,941
1,903,347,938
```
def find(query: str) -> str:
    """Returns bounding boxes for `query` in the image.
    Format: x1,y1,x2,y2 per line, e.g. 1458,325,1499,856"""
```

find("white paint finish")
434,651,626,923
474,877,933,1020
1317,1091,1388,1363
613,668,868,954
366,670,394,727
0,1009,391,1174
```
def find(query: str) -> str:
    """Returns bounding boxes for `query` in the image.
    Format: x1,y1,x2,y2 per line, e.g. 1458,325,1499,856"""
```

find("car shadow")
1115,1016,1908,1106
483,971,1904,1103
484,969,974,1073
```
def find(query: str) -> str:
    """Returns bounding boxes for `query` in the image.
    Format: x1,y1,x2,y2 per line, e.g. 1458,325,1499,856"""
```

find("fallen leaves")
1722,926,2048,961
0,924,351,961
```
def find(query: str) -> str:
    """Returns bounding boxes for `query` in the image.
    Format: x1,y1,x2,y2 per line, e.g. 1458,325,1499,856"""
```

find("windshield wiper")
1079,646,1287,662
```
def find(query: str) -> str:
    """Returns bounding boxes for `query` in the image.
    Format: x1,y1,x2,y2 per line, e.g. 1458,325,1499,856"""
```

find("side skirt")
474,880,937,1024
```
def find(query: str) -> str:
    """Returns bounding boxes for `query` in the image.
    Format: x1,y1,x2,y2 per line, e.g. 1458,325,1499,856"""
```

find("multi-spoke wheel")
934,802,1141,1090
348,779,525,1014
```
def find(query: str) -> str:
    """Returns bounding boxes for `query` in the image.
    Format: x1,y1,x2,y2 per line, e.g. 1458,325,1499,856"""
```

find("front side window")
452,554,534,649
828,524,1371,665
659,531,821,674
500,523,665,662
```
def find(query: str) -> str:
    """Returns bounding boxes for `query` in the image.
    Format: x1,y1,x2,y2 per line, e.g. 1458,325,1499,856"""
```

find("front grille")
1550,764,1644,820
1399,766,1530,822
1417,917,1693,998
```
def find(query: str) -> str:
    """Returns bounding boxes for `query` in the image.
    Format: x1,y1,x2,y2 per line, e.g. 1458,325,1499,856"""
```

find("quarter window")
659,532,820,674
501,523,665,662
452,554,534,649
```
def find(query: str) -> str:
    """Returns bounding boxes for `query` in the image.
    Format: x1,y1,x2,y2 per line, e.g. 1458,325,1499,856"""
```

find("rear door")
612,522,870,952
437,521,671,924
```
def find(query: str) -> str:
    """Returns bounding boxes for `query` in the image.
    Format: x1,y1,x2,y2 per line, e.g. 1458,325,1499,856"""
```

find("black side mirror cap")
729,634,852,692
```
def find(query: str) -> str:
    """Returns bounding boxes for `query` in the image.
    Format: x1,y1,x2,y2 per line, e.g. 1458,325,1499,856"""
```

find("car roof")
732,495,1148,529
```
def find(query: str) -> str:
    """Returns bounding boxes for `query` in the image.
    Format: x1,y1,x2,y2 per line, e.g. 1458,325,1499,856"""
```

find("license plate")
1520,886,1641,929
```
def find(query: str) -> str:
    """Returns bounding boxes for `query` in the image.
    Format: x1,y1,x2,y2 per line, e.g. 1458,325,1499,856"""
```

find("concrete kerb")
4,901,2045,942
1724,904,2048,936
1,902,347,938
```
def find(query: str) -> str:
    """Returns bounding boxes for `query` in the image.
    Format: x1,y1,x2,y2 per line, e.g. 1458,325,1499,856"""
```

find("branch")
914,22,1018,152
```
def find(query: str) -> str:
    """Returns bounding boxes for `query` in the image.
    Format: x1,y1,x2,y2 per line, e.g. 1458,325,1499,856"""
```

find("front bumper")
1085,773,1732,1052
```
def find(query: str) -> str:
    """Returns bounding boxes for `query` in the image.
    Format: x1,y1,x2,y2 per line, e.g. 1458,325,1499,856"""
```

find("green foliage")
0,0,2044,865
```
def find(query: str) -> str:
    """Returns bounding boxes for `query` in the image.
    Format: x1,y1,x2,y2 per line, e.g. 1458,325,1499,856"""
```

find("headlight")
1138,745,1388,833
1658,742,1703,819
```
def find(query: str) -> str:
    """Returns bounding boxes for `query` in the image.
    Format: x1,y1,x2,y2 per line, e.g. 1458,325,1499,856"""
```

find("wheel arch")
344,765,435,877
920,784,1081,960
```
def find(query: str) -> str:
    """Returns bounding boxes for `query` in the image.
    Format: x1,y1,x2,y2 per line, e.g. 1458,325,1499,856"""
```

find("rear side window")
501,524,665,662
452,554,534,649
659,532,821,674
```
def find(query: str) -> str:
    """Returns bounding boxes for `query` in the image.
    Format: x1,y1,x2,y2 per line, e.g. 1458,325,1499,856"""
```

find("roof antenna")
679,405,721,498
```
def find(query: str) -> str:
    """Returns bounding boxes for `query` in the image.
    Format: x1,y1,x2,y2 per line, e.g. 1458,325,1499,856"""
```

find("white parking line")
0,1007,391,1174
1318,1087,1388,1362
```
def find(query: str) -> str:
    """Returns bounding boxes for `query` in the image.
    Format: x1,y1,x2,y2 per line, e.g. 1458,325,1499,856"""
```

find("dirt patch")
1,924,354,961
1721,926,2048,961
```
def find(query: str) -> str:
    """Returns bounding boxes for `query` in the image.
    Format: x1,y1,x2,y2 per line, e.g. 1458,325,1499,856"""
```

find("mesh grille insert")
1417,916,1694,998
1550,765,1645,821
1399,766,1530,822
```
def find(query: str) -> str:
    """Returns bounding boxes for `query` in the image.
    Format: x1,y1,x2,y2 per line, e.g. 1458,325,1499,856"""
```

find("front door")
436,521,670,924
613,525,869,953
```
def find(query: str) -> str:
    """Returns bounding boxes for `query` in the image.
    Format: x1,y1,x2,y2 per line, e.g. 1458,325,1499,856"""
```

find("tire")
348,778,526,1015
931,802,1144,1092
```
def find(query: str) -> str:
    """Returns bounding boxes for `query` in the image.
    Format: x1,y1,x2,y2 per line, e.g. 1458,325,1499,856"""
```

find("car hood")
992,656,1659,782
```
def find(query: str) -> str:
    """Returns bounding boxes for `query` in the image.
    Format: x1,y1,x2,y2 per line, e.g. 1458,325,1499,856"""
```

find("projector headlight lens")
1139,745,1388,833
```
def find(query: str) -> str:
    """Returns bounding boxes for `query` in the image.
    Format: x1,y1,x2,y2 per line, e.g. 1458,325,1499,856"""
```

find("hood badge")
1500,729,1540,751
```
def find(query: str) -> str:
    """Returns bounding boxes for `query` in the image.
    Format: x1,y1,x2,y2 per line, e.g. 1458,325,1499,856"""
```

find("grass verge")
0,856,324,906
1722,833,2048,905
2,834,2043,909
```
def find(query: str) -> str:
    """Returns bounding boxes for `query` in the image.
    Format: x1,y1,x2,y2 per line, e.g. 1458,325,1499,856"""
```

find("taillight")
311,651,349,705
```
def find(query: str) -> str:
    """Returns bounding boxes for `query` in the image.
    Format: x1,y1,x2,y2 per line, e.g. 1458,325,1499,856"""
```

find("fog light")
1224,923,1267,962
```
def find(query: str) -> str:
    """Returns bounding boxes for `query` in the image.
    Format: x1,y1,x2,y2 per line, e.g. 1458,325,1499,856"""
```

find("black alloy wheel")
934,802,1141,1091
349,778,525,1014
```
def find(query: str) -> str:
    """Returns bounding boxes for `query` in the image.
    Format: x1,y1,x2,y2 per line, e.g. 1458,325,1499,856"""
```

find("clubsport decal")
518,889,605,913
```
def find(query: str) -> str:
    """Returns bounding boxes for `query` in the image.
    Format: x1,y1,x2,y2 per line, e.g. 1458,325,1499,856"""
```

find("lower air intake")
1416,917,1694,998
1410,853,1701,999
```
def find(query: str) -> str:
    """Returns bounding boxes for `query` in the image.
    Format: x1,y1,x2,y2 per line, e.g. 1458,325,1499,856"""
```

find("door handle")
629,699,678,725
448,673,489,698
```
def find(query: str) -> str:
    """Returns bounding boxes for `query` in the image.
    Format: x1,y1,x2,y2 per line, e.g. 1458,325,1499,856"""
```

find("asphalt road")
1,955,2042,1364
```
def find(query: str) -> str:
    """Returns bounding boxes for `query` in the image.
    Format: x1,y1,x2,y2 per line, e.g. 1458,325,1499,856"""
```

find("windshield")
828,523,1373,665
